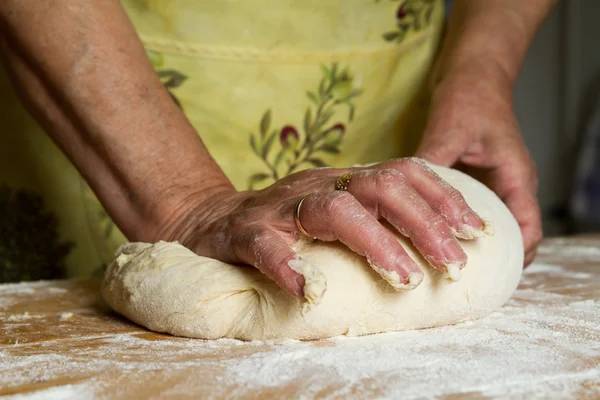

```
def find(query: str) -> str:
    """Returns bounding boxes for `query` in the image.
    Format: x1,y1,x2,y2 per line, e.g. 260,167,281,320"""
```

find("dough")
102,165,523,340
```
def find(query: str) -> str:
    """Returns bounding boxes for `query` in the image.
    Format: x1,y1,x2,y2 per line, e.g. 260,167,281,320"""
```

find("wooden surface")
1,237,600,399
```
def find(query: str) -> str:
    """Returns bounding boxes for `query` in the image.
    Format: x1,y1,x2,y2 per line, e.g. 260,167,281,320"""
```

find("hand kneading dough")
102,165,523,340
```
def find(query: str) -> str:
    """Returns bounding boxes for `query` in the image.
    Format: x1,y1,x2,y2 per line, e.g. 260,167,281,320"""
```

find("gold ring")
294,193,311,237
335,172,354,191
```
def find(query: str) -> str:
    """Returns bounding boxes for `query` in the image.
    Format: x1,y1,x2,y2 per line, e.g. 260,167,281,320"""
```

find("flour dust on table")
101,165,523,340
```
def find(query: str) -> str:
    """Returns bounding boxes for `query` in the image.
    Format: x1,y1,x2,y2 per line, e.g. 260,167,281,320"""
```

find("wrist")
433,54,514,90
430,57,514,108
139,173,236,244
430,0,557,97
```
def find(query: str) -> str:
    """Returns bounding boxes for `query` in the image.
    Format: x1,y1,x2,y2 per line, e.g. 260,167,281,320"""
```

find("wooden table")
1,237,600,399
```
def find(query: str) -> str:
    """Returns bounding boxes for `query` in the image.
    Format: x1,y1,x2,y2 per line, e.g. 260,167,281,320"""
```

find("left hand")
416,65,542,266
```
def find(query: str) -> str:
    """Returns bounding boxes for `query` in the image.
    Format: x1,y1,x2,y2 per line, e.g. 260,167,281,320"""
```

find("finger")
347,169,467,279
378,158,486,239
415,134,464,167
503,188,542,266
415,115,471,167
524,248,537,267
299,191,424,290
414,81,476,167
233,226,326,304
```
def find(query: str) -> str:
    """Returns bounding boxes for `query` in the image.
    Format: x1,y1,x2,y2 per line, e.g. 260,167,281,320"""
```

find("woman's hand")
154,158,486,300
416,65,541,266
412,0,557,266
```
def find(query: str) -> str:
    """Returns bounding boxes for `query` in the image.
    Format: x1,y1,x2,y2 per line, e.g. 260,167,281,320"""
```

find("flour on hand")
102,165,524,340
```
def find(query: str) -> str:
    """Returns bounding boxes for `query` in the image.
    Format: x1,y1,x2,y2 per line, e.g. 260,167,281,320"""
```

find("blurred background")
448,0,600,237
515,0,600,236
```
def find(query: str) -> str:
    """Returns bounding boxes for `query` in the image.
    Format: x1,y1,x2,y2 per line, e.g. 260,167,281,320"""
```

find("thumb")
415,127,469,167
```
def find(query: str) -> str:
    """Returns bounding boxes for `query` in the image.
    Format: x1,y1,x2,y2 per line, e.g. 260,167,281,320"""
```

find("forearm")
0,1,232,241
432,0,558,89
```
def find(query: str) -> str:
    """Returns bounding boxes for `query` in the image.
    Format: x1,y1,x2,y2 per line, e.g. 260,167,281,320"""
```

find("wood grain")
1,237,599,399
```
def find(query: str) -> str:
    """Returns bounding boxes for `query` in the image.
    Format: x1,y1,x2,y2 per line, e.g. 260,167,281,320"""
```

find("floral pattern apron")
0,0,444,282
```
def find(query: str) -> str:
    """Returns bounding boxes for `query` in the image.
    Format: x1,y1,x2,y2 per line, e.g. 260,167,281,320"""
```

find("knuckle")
229,211,258,237
396,156,427,170
270,250,294,273
321,191,356,215
531,229,543,246
406,213,448,240
430,214,448,229
404,156,427,167
374,169,407,191
230,223,255,244
443,187,467,207
245,227,273,256
230,224,263,260
229,221,247,241
424,214,448,234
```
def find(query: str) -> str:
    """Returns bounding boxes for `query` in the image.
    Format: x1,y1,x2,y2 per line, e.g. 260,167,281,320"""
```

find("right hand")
153,158,486,300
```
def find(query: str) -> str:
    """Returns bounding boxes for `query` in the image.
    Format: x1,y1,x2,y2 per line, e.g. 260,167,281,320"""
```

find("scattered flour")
537,243,600,259
4,383,95,400
1,262,599,399
0,281,73,310
7,313,31,322
523,263,594,280
58,313,74,321
219,293,600,399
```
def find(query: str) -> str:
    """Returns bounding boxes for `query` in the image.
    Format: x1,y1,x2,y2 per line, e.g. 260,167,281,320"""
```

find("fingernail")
441,238,467,264
463,213,484,229
403,271,424,289
445,262,462,282
451,214,486,240
482,219,495,236
458,224,485,239
367,257,423,291
288,258,327,306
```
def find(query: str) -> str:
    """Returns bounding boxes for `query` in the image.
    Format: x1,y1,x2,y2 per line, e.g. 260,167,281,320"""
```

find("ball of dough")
102,165,523,340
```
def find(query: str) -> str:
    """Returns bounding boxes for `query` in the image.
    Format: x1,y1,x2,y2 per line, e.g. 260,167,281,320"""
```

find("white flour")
537,241,600,259
1,261,599,399
5,384,94,400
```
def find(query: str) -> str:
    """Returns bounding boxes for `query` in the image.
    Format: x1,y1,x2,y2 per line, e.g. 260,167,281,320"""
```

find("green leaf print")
262,130,278,159
306,91,320,105
147,50,188,110
260,109,272,138
247,63,362,188
249,135,260,157
320,144,341,154
158,70,188,89
248,173,271,189
306,158,328,168
381,0,436,43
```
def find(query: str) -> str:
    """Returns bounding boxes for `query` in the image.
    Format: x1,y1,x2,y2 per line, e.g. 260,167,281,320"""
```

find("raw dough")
102,165,523,340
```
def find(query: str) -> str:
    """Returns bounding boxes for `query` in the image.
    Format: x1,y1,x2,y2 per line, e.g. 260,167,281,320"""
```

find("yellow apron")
0,0,444,282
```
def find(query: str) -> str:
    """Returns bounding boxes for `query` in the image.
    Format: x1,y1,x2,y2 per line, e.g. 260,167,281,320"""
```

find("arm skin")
431,0,559,88
417,0,558,265
0,1,233,242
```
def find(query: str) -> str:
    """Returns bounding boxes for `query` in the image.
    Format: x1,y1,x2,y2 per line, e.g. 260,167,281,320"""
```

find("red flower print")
247,63,362,189
382,0,436,43
280,125,300,147
396,3,407,19
325,123,346,135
